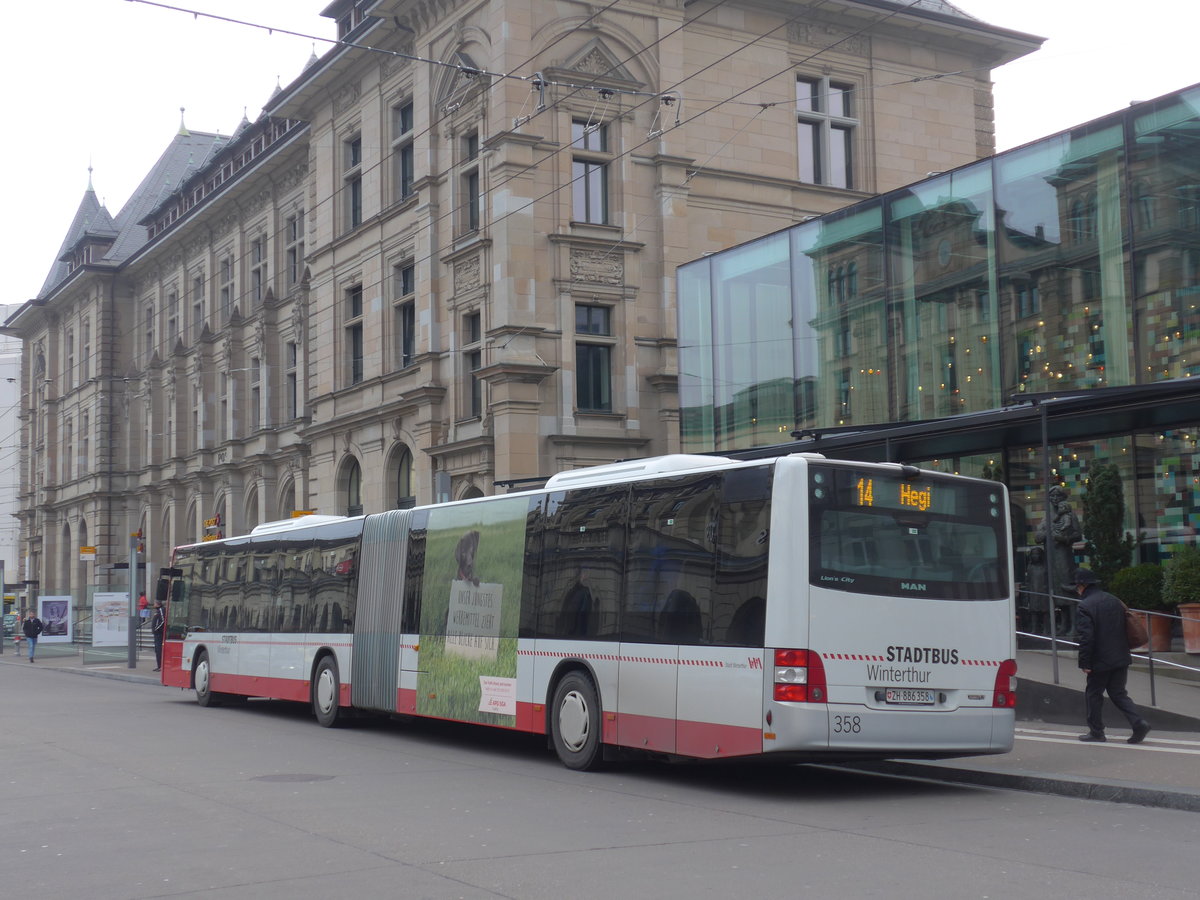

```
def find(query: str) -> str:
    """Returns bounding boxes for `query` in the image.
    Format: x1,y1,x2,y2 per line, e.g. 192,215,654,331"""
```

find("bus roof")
543,454,736,489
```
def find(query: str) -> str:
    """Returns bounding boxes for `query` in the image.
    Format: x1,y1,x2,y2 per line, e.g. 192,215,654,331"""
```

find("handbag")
1123,604,1150,650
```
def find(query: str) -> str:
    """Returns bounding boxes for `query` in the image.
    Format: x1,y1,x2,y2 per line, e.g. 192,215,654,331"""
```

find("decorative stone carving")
278,162,308,193
334,81,361,115
788,23,868,56
291,301,306,341
570,248,623,284
454,255,481,293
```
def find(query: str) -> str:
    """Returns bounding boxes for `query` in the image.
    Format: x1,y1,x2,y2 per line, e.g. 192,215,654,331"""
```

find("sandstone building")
4,0,1038,600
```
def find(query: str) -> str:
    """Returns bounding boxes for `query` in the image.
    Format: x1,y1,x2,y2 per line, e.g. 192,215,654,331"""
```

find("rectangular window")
81,319,91,380
286,341,299,420
250,357,262,432
250,235,267,305
286,209,306,287
575,304,613,411
144,303,155,363
80,412,89,475
191,273,205,340
167,292,178,345
219,255,234,322
571,120,610,224
463,311,482,417
392,100,415,202
219,373,229,442
394,262,416,369
459,131,480,234
344,135,363,230
796,76,857,189
462,171,480,232
63,419,73,482
346,285,365,385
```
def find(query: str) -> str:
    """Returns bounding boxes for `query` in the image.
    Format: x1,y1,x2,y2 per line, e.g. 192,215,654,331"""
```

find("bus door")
353,510,412,714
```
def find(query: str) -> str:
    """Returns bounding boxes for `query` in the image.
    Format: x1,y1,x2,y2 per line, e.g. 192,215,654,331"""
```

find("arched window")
1069,198,1086,242
395,447,415,509
279,477,296,518
345,459,363,516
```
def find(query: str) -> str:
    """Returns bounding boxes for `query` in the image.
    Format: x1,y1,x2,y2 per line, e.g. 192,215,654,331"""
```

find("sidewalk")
6,643,1200,811
0,641,163,685
851,648,1200,812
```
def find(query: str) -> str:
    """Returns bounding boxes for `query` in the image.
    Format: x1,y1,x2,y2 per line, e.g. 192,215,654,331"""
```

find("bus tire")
312,656,342,728
550,671,604,771
194,651,221,707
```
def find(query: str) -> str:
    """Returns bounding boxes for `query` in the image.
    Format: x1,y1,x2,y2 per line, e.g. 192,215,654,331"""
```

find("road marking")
1016,727,1200,754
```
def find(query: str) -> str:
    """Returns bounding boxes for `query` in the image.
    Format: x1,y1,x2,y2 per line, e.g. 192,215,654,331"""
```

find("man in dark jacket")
22,610,44,662
1071,568,1150,744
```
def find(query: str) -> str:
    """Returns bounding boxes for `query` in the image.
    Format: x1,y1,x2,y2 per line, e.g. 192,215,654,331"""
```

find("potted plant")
1163,544,1200,653
1110,563,1170,651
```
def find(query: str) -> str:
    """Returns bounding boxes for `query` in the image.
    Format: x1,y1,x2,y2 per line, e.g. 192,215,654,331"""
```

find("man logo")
901,582,928,592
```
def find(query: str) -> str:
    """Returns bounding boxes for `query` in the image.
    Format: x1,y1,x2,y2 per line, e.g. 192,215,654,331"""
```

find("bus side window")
711,466,772,646
537,486,626,640
726,596,765,646
625,473,719,644
557,580,594,638
402,516,426,634
657,589,701,643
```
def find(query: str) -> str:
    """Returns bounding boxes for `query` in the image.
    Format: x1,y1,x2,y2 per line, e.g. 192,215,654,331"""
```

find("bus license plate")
885,689,935,705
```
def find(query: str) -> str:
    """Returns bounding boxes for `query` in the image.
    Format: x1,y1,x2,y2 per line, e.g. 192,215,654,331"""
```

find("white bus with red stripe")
157,453,1016,769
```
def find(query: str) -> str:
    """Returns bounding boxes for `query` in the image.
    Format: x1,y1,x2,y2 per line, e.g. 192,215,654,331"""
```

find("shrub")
1110,563,1164,611
1163,544,1200,608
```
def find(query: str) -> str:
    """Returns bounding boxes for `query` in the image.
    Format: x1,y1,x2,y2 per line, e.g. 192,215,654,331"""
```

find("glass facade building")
678,84,1200,562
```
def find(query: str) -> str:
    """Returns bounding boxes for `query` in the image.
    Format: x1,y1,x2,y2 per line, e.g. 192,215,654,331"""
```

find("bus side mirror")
171,581,185,603
154,578,170,604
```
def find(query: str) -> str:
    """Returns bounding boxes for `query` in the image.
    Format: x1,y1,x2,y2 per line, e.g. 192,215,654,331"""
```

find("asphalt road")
5,665,1200,899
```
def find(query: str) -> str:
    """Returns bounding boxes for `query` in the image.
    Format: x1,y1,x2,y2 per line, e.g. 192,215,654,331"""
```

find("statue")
1035,485,1082,634
1021,545,1049,636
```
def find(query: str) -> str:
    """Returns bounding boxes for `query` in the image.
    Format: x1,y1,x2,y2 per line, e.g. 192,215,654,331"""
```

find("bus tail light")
992,658,1018,708
773,649,827,703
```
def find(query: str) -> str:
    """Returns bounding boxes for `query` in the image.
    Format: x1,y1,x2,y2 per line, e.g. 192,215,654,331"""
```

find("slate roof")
37,129,228,300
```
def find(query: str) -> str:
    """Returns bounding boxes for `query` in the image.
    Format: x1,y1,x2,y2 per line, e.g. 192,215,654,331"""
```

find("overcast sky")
3,0,1196,304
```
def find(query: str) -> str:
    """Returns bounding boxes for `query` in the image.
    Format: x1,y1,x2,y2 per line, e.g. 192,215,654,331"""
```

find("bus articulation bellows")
157,453,1017,769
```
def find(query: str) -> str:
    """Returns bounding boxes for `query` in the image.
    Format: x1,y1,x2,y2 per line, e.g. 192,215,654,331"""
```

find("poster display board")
92,592,130,647
38,595,73,643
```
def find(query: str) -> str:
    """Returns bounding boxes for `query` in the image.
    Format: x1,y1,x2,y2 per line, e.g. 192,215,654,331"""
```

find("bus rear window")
808,465,1008,601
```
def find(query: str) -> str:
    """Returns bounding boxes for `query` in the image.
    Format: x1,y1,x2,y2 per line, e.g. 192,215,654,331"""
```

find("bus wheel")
312,656,341,727
550,671,603,771
194,652,221,707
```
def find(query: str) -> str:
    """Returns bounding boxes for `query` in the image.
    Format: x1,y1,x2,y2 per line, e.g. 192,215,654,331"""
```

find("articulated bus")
157,453,1016,769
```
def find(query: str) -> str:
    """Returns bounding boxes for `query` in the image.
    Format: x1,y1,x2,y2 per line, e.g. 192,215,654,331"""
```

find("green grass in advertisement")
416,497,528,725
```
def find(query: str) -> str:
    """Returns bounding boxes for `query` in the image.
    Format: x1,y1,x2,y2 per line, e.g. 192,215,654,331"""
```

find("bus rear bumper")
766,704,1014,759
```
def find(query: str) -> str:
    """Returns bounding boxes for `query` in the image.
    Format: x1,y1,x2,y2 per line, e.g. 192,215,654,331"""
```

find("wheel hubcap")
316,669,336,714
558,690,589,752
196,660,209,694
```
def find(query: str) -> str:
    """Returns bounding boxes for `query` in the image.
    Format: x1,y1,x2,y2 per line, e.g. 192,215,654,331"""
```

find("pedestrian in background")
22,609,44,663
1071,568,1151,744
151,600,165,671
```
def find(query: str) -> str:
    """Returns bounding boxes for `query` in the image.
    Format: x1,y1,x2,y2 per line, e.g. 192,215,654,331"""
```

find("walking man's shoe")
1078,732,1106,742
1128,723,1151,744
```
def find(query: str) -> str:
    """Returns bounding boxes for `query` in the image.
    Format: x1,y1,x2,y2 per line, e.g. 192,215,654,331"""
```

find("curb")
0,657,161,687
842,760,1200,813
